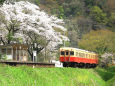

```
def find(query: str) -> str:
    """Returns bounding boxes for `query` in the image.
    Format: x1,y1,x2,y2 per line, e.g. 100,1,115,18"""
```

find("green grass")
95,66,115,86
107,76,115,86
105,66,115,86
0,64,113,86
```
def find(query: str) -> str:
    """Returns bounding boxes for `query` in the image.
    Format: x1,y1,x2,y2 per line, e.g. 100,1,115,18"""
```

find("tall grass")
95,66,115,86
0,65,107,86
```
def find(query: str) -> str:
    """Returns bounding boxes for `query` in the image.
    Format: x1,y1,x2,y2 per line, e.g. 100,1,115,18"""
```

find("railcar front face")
59,48,75,62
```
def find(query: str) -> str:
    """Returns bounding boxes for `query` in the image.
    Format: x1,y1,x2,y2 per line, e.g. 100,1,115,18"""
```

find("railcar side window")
89,55,90,59
93,55,95,59
76,52,79,56
79,53,84,58
83,53,85,58
70,51,74,55
94,55,95,59
88,54,89,58
85,54,86,58
61,51,64,55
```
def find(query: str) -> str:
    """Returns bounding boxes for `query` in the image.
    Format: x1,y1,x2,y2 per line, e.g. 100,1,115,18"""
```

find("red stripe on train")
60,57,98,64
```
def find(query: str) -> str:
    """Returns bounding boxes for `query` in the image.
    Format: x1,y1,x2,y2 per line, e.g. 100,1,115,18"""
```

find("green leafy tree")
0,0,5,5
62,0,85,17
90,6,108,25
84,0,94,7
103,0,115,14
78,30,115,54
107,12,115,31
84,0,106,8
34,0,40,5
6,32,14,44
58,6,64,19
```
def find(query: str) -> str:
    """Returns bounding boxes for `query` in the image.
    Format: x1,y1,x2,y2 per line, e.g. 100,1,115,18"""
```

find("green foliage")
0,54,7,60
107,76,115,86
34,0,40,5
37,53,44,62
0,65,106,86
53,27,65,35
84,0,106,8
65,41,70,47
6,32,14,42
95,66,115,86
63,0,85,17
103,0,115,14
84,0,94,7
78,30,115,54
0,0,5,5
90,6,108,25
0,0,114,63
0,53,1,59
108,12,115,31
28,0,114,45
58,6,64,19
68,29,78,47
18,37,23,43
95,67,115,80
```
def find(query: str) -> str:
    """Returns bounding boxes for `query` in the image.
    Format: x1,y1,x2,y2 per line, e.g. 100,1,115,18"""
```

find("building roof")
0,43,28,50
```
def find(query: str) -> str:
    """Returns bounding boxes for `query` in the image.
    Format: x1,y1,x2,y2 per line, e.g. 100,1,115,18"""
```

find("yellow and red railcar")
59,47,98,67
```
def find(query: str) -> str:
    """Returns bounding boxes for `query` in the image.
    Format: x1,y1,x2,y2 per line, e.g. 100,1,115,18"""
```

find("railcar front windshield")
61,51,65,55
66,51,69,55
70,51,74,55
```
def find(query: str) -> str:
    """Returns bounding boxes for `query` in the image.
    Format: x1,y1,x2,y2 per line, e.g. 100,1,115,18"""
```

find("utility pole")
44,35,47,62
0,35,2,45
64,31,65,47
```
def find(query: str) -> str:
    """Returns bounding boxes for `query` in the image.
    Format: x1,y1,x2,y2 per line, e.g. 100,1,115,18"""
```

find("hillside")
0,0,115,63
0,65,112,86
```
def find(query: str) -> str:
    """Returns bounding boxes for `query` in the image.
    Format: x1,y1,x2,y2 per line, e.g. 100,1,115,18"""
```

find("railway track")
0,61,55,68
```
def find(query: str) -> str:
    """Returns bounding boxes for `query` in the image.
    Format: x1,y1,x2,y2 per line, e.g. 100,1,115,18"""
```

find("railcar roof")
60,47,96,54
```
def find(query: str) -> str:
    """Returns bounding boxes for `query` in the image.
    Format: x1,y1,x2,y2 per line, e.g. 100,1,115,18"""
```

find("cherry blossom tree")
0,1,69,60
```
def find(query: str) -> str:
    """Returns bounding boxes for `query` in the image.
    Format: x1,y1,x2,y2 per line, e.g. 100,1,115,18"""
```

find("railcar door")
70,51,74,61
65,50,70,62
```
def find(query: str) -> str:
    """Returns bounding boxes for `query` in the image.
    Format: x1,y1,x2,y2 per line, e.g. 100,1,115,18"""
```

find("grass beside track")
107,66,115,86
95,66,115,86
0,65,114,86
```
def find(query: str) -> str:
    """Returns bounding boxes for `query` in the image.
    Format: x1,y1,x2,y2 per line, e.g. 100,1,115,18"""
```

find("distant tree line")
1,0,114,47
28,0,115,47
